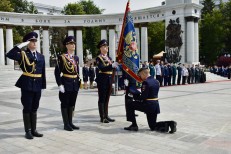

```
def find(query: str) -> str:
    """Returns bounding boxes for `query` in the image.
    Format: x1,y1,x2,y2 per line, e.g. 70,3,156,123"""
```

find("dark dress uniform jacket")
6,46,46,92
54,54,80,92
134,76,160,115
95,55,113,85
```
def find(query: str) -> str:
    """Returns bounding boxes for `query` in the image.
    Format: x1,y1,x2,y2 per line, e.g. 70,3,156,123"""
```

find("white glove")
17,41,30,49
124,79,129,86
112,62,119,68
59,85,65,93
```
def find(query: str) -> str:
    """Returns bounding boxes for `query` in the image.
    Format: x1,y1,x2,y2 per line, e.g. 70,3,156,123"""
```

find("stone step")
205,72,230,82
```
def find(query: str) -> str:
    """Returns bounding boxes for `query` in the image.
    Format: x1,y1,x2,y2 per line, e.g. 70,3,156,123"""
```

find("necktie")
33,52,37,62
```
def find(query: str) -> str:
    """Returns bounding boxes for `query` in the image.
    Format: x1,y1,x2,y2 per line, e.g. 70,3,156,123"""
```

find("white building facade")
0,0,203,67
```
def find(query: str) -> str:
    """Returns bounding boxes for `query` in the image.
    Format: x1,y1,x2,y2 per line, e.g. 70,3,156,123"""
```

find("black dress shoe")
100,118,109,123
25,131,33,139
124,125,138,131
106,116,115,122
32,130,43,137
70,124,80,130
169,121,177,134
64,124,73,131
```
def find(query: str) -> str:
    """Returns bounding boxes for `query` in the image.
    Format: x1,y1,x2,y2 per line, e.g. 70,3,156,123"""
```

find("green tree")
49,27,67,58
221,0,231,53
62,0,103,60
148,21,165,60
10,0,37,13
79,0,104,14
0,0,13,12
200,9,225,65
0,0,37,46
4,0,38,44
63,3,85,15
201,0,215,17
79,0,102,59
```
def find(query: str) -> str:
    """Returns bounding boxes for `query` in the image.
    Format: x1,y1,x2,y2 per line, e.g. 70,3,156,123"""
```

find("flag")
117,0,142,83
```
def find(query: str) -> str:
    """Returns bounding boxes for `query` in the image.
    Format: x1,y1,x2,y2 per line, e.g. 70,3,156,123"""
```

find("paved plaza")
0,66,231,154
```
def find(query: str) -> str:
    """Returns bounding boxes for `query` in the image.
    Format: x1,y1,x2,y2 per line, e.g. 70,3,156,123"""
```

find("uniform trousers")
125,100,158,130
59,91,78,108
21,89,41,113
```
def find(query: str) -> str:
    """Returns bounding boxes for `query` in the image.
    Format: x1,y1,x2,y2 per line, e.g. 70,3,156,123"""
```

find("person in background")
88,63,95,89
181,64,188,85
155,60,162,85
227,65,231,79
163,62,169,86
172,63,177,85
149,61,155,78
142,61,149,68
187,64,192,84
177,63,182,85
82,63,89,89
167,63,173,86
190,64,195,84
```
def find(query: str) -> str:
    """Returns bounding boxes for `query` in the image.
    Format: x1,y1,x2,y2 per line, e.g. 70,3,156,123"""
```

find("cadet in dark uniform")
124,67,177,133
54,36,80,131
89,63,95,89
95,39,118,123
6,32,46,139
82,63,89,89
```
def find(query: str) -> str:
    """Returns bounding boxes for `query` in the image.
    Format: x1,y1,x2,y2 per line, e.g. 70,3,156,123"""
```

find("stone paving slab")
0,67,231,154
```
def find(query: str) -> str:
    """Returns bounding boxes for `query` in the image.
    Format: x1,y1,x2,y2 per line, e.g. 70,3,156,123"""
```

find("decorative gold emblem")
124,31,138,59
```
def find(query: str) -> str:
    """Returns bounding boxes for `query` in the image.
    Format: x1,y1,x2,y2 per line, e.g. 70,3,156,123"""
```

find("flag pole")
117,0,130,63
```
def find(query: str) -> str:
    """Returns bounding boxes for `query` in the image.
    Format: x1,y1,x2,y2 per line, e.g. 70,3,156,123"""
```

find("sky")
29,0,164,14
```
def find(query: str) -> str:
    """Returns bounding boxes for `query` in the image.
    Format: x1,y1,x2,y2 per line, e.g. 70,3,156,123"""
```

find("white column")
68,29,74,36
34,27,41,53
135,25,141,58
109,26,116,62
76,27,83,66
6,26,14,65
141,24,148,62
42,27,50,67
115,25,121,51
0,26,5,65
100,26,107,40
194,18,199,63
186,17,195,63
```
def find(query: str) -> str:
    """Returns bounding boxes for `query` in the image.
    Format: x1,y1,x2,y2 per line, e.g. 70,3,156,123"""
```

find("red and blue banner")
117,0,142,83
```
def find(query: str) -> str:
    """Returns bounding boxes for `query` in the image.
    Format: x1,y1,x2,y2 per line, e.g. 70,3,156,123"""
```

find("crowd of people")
117,60,207,90
81,63,97,89
209,65,231,79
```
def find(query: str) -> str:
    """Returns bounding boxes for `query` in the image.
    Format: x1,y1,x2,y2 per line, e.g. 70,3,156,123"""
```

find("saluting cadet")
124,67,177,133
54,36,80,131
6,32,46,139
95,39,118,123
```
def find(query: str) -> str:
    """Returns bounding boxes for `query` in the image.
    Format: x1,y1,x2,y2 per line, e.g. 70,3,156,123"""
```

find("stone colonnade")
186,17,199,63
0,24,149,67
